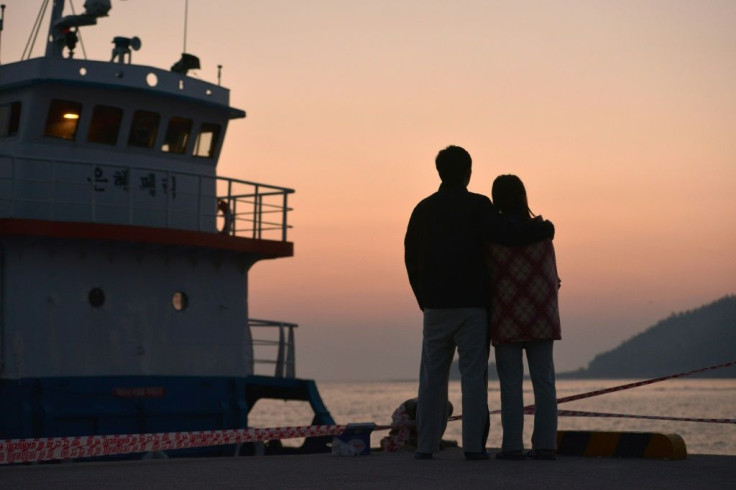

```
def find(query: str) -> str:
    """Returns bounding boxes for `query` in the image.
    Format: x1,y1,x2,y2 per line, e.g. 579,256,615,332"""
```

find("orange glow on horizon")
4,1,734,380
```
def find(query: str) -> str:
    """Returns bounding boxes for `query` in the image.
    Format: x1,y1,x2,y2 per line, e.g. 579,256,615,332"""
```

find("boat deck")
2,447,734,490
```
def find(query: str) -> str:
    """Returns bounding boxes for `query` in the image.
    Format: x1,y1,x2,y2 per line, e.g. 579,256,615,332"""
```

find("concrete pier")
2,448,734,489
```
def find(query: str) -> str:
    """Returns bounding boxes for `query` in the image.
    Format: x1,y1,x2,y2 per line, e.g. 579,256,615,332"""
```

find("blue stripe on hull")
0,375,335,458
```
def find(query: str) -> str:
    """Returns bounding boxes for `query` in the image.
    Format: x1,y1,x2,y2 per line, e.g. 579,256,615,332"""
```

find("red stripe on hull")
0,219,293,258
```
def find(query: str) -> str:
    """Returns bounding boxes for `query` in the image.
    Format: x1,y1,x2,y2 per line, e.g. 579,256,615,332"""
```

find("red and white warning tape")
0,425,346,465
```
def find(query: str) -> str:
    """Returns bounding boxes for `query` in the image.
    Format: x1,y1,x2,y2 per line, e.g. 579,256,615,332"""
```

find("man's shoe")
495,450,527,460
464,451,490,461
525,449,557,460
414,451,433,460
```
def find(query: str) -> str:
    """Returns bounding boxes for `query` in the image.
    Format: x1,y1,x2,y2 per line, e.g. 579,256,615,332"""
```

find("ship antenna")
23,0,50,60
170,0,200,76
0,4,5,65
183,0,189,53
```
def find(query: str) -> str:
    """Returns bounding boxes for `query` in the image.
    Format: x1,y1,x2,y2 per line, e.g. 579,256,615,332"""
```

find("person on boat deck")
486,174,561,461
404,146,554,460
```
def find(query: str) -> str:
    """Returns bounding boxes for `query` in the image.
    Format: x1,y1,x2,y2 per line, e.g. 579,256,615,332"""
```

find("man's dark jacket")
404,183,553,310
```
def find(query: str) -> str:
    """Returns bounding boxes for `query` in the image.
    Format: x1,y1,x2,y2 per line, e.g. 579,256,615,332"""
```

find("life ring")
217,199,233,234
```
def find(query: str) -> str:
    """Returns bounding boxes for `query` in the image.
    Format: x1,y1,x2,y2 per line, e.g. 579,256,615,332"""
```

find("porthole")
172,291,188,311
146,72,158,87
89,287,105,308
79,67,87,76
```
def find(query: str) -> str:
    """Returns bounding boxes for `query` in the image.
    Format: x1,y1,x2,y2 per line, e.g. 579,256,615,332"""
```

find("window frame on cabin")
87,105,124,145
161,117,193,154
127,110,161,148
44,99,82,141
192,122,222,159
0,101,22,138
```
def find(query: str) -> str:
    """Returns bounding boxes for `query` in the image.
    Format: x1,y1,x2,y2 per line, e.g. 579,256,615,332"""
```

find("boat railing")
249,318,297,378
217,179,293,241
0,155,294,242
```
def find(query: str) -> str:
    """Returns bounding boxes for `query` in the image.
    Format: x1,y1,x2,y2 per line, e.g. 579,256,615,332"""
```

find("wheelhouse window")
193,123,221,158
44,99,81,140
0,102,21,138
88,105,123,145
161,117,192,154
128,110,160,148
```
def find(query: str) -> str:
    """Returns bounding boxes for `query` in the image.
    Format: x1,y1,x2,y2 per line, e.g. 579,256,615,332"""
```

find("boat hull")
0,374,336,458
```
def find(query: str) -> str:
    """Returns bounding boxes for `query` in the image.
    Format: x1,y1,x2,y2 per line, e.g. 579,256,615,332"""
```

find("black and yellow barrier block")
557,431,687,460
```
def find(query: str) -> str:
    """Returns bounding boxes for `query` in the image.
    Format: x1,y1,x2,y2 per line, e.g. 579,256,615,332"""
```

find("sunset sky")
4,0,735,381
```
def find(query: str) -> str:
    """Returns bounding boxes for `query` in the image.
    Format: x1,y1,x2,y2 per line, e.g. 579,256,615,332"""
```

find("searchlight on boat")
171,53,201,75
110,36,141,63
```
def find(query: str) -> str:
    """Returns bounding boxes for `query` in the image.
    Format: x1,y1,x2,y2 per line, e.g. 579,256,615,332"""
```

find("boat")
0,0,335,458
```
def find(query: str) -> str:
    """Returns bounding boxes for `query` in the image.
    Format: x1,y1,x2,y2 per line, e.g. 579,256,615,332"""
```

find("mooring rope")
444,360,736,422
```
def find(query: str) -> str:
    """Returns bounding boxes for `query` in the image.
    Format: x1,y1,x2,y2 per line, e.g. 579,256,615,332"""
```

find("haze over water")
249,378,736,456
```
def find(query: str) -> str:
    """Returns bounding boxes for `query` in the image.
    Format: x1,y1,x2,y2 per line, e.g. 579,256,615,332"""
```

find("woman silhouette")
487,174,561,460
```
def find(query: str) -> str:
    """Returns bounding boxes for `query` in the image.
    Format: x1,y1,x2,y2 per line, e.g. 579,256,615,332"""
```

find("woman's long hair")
491,174,535,220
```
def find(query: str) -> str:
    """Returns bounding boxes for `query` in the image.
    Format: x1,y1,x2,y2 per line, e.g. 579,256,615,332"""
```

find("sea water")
247,378,736,455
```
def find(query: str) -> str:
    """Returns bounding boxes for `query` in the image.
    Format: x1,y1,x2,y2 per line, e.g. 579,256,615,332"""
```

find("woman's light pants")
494,340,557,451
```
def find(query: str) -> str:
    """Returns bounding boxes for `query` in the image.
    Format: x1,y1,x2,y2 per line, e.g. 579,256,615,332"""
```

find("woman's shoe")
495,450,527,460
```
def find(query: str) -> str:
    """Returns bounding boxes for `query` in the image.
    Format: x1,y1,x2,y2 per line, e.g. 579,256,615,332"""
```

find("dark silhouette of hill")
449,295,735,380
560,295,736,378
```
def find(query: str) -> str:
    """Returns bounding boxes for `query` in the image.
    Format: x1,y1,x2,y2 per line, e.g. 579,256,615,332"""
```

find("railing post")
275,324,285,378
282,192,289,242
251,184,259,239
227,179,233,236
257,194,263,240
286,325,295,378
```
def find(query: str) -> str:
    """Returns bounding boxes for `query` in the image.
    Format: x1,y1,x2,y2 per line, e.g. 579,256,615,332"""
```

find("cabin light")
63,113,80,120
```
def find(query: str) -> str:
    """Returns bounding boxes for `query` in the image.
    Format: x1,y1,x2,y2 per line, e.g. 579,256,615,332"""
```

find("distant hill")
449,295,736,380
560,295,736,378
